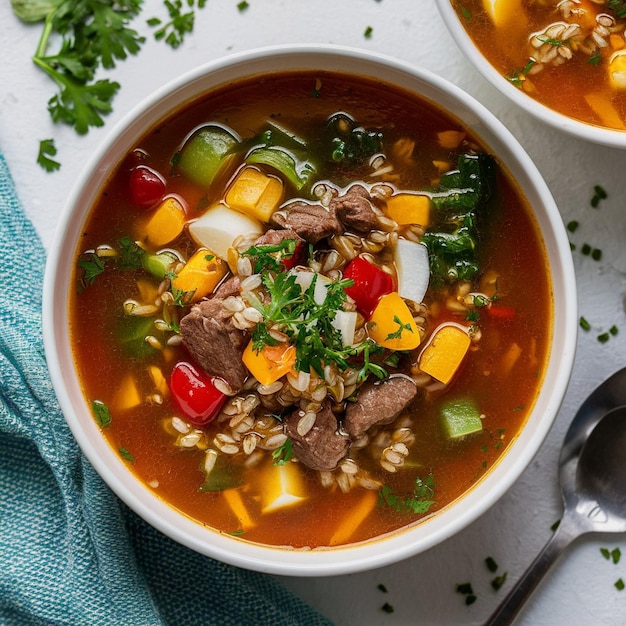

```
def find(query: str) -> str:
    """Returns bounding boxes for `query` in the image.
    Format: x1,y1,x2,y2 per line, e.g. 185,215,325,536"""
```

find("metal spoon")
486,367,626,626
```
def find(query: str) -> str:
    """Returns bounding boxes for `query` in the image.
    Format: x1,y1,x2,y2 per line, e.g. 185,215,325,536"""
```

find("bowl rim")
42,42,578,576
434,0,626,149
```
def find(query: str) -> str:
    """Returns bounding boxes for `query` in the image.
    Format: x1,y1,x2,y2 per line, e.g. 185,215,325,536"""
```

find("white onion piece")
394,238,430,304
188,203,263,260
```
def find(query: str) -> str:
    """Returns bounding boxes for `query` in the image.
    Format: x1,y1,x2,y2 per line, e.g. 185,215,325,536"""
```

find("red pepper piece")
343,256,394,318
488,304,516,320
129,165,166,208
169,361,227,427
281,241,307,269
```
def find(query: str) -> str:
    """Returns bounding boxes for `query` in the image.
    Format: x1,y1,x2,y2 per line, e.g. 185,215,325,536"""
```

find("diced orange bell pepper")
367,292,421,351
242,341,297,386
419,323,471,384
385,193,431,227
171,248,228,303
225,166,284,222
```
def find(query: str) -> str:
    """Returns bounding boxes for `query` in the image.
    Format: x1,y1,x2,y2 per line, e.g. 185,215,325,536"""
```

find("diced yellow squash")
584,92,626,130
610,34,625,51
112,373,142,411
437,130,465,150
328,490,378,546
225,166,284,222
143,196,186,247
385,193,431,227
262,463,307,514
188,202,263,260
367,292,422,351
171,248,228,303
482,0,527,28
419,323,471,384
242,341,297,386
147,365,169,397
223,488,256,529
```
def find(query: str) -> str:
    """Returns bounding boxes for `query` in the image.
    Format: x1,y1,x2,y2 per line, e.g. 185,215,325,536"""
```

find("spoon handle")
484,514,578,626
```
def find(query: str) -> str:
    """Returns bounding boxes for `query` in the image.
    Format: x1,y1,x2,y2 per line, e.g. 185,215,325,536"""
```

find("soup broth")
452,0,626,130
70,71,552,549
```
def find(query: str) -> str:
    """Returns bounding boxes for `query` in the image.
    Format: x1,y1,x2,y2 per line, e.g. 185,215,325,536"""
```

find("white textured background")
2,1,626,624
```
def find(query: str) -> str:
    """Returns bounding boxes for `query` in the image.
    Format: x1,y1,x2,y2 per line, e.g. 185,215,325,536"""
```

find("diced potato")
419,323,471,384
262,463,306,514
225,166,284,222
171,248,228,303
367,292,422,351
242,341,297,386
385,193,431,227
112,373,142,411
143,196,186,247
328,490,378,546
188,202,263,260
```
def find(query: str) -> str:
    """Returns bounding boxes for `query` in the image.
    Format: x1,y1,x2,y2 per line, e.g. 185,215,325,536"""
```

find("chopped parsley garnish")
485,556,498,573
579,316,591,331
78,253,106,288
378,473,436,514
385,315,414,341
381,602,394,613
456,582,477,605
591,184,607,207
237,1,249,12
241,238,298,273
491,572,507,591
147,0,208,48
600,547,621,564
119,447,135,463
91,400,111,428
616,578,625,591
566,220,579,233
37,138,61,172
588,50,602,66
364,26,373,39
272,439,293,466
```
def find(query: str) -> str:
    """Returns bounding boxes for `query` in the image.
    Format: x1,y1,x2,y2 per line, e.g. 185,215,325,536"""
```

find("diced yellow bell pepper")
147,365,169,397
609,50,626,91
584,92,626,130
385,193,431,227
143,196,186,247
482,0,527,29
262,463,307,514
367,292,422,351
242,341,297,386
223,488,256,530
171,248,228,303
112,373,142,411
437,130,465,150
419,323,471,384
225,166,284,222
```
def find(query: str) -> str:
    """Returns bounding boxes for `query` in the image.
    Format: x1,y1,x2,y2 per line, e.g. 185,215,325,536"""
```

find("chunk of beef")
344,376,418,438
331,184,379,233
179,294,248,393
213,275,241,299
284,401,350,471
253,228,303,247
270,201,342,244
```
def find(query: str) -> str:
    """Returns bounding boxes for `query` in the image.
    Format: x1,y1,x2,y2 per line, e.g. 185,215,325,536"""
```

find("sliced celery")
177,124,239,187
440,398,483,439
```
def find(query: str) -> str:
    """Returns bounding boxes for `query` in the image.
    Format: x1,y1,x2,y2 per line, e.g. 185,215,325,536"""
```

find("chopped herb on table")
456,582,477,605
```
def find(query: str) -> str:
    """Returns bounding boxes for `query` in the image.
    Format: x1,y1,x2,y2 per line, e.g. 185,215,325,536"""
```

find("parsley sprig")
378,473,436,514
245,263,388,382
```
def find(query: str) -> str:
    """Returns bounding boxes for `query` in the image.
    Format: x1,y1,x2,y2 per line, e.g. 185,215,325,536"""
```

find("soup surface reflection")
71,71,552,549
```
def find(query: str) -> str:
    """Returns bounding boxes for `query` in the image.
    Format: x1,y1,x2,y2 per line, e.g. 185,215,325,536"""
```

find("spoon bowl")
487,367,626,625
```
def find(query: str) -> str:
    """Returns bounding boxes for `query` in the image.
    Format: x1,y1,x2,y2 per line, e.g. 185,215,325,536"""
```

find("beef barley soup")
70,71,552,549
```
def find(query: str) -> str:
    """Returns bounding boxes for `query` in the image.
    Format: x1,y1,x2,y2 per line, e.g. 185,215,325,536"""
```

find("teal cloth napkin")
0,152,332,626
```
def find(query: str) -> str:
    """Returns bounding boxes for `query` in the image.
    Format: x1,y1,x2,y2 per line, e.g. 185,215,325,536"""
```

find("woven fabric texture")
0,152,332,626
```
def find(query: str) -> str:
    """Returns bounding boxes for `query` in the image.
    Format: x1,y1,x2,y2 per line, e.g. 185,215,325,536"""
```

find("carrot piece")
436,130,466,150
171,248,228,303
419,323,471,384
225,165,284,222
500,342,522,377
329,490,378,546
112,373,142,411
385,193,431,227
242,341,297,386
584,92,626,129
367,292,422,351
223,488,256,529
143,196,186,246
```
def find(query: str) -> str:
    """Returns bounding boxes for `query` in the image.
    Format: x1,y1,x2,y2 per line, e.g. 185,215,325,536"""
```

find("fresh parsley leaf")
91,400,111,428
378,473,436,514
149,0,207,48
78,252,106,287
37,138,61,172
118,447,135,463
272,438,293,466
